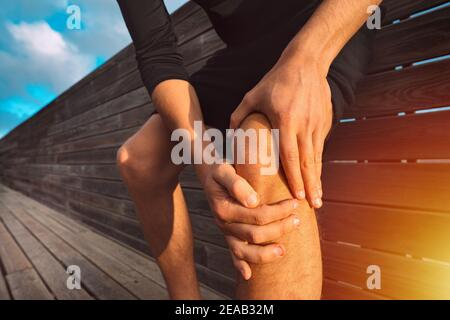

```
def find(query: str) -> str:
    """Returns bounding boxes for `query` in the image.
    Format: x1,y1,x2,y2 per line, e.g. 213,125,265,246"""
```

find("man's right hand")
195,162,300,280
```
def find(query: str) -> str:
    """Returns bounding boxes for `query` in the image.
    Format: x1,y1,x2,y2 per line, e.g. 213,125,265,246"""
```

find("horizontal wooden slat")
349,59,450,117
322,163,450,213
382,0,448,23
322,241,450,300
322,279,387,300
370,6,450,72
325,110,450,160
318,202,450,262
47,87,150,137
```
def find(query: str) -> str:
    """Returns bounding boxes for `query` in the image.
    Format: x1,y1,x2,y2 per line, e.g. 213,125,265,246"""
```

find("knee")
116,140,176,187
235,113,289,201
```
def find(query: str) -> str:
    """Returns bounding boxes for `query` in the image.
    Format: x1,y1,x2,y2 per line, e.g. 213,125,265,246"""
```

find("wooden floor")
0,184,226,300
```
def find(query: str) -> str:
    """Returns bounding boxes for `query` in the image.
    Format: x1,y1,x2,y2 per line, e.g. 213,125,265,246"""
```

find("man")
116,0,382,299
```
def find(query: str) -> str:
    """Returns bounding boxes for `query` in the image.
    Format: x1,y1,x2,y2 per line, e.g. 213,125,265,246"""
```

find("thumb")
230,94,255,129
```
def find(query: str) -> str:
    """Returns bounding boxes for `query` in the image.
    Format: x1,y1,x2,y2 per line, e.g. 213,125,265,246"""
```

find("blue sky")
0,0,188,139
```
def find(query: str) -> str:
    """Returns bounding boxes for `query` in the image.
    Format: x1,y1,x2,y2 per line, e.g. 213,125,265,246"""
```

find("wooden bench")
0,0,449,299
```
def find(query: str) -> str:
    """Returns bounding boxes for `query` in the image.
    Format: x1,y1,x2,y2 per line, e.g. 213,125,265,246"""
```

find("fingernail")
317,186,323,197
293,217,300,227
292,201,299,209
296,190,305,199
274,246,285,257
246,193,258,207
314,197,322,208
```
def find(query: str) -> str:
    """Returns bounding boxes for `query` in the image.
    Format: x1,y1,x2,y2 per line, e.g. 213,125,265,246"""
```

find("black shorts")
190,8,375,133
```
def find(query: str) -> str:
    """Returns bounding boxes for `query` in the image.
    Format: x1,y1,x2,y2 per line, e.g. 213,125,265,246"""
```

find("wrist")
279,34,335,77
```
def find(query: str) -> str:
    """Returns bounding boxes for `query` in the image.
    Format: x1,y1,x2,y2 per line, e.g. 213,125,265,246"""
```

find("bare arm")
231,0,383,208
283,0,383,74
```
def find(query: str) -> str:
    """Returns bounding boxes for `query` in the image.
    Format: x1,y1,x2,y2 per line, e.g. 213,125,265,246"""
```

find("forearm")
281,0,383,73
151,79,212,182
152,79,204,134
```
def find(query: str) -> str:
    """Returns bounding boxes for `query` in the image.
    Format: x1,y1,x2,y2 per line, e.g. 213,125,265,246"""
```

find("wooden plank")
370,6,450,72
349,59,450,117
0,217,31,274
325,110,450,160
191,214,227,248
46,87,150,137
6,269,54,300
0,201,135,300
194,240,234,279
0,200,92,300
11,187,228,299
174,4,212,45
171,1,201,25
322,163,450,213
322,279,387,300
382,0,448,23
322,241,450,300
318,202,450,262
0,268,10,300
11,203,168,300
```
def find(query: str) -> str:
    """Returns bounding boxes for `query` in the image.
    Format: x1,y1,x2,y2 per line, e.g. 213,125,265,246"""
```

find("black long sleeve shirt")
117,0,320,94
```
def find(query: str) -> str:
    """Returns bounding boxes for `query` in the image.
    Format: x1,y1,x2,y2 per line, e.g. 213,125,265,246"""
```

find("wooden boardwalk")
0,184,226,300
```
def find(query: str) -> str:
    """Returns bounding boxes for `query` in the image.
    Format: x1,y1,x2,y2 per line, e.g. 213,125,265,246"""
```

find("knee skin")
235,113,322,300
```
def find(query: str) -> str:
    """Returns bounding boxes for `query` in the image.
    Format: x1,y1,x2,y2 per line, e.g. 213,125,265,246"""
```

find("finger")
218,214,300,244
279,125,305,200
213,164,259,208
216,198,298,225
298,133,322,208
230,253,252,280
230,94,255,129
227,236,286,264
313,129,325,198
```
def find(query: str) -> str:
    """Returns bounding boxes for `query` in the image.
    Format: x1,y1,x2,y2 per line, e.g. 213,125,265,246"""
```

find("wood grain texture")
322,241,450,300
325,110,450,160
0,198,92,300
349,59,450,118
318,202,450,262
371,6,450,72
322,279,387,300
6,269,54,300
0,270,9,300
321,163,450,213
381,0,448,23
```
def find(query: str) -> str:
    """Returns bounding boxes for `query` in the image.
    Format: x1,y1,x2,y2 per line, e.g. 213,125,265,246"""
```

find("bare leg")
235,113,322,299
117,114,200,299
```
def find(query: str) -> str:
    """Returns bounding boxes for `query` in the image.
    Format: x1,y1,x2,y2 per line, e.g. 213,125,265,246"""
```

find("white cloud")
7,21,70,56
4,20,94,92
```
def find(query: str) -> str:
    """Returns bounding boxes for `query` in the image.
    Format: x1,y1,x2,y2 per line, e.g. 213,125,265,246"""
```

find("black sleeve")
117,0,189,95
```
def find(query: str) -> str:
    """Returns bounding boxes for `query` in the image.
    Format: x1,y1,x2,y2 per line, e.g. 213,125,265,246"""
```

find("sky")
0,0,188,139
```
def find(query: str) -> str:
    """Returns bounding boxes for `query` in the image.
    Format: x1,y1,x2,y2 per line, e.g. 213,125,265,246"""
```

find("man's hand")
230,59,333,209
230,0,383,209
196,162,300,280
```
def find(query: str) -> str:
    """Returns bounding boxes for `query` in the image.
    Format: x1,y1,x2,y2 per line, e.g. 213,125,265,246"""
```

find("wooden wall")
0,0,449,299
